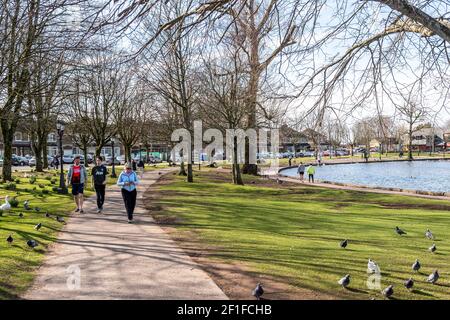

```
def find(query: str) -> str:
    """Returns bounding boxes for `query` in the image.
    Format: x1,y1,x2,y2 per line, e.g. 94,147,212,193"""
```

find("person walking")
67,155,88,213
137,158,145,178
297,162,306,182
52,155,60,170
307,164,316,183
132,159,137,171
117,163,140,223
91,156,109,213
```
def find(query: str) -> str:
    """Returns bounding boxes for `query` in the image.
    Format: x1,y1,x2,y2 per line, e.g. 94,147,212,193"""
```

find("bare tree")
114,74,151,163
397,101,428,160
199,32,249,184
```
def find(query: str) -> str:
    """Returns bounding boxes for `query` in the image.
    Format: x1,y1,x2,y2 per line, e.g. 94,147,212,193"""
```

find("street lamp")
111,137,117,178
139,144,142,162
56,122,68,194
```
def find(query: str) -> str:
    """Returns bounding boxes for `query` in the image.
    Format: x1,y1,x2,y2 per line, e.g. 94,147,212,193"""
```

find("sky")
87,0,450,130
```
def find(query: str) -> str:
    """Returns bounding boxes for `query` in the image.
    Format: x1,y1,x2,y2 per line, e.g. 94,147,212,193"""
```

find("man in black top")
91,156,108,213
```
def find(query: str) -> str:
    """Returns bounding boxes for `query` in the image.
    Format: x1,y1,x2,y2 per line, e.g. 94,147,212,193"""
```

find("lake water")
280,160,450,193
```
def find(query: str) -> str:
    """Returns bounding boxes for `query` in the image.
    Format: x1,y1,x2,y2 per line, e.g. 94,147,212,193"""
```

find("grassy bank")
0,170,94,299
148,170,450,300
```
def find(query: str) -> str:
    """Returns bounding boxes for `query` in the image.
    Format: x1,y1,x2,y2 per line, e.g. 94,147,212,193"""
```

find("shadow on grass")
411,289,434,297
346,287,369,294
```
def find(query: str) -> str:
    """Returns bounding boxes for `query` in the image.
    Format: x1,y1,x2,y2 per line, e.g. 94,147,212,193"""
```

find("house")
444,129,450,150
279,125,328,152
402,128,445,152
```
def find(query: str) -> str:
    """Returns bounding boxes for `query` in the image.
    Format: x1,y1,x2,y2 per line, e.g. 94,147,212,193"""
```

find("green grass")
0,165,169,299
151,170,450,300
0,170,94,299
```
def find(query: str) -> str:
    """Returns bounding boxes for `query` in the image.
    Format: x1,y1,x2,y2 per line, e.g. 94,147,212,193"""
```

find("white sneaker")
97,209,101,214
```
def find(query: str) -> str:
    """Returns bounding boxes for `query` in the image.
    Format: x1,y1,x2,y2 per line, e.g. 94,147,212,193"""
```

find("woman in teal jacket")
117,162,140,223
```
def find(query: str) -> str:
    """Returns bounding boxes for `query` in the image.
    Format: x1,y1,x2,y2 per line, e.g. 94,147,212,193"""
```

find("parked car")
116,155,126,165
62,155,74,164
29,155,55,166
11,155,22,166
148,156,162,164
298,150,314,157
17,156,29,166
105,156,121,166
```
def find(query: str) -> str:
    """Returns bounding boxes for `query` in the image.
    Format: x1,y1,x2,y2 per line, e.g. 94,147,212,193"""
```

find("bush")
23,188,30,192
9,197,19,208
45,176,52,181
15,178,20,184
52,186,59,192
38,184,46,189
29,175,37,184
51,178,57,185
42,189,50,194
5,182,16,190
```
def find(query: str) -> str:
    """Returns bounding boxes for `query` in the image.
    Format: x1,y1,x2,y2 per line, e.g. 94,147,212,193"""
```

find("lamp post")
56,122,68,194
139,144,142,161
111,137,117,178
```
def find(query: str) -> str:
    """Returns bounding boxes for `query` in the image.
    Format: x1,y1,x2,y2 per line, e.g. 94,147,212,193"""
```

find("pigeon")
7,234,13,245
27,239,38,249
427,270,439,284
34,223,42,231
24,201,32,211
252,283,264,300
412,259,421,272
395,226,406,235
429,243,436,253
34,207,41,212
19,212,24,218
425,229,434,240
338,274,350,288
382,285,394,298
340,239,348,249
367,259,380,274
56,216,65,224
45,212,51,218
404,278,414,290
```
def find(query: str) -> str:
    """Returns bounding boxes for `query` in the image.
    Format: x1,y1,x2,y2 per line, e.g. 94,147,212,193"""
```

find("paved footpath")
23,169,227,300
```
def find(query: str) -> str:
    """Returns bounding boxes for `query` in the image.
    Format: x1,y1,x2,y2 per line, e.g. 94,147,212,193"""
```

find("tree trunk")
233,137,244,185
1,122,16,181
187,164,193,182
408,128,413,161
35,152,43,172
95,146,102,158
83,145,89,168
42,139,48,169
32,138,44,172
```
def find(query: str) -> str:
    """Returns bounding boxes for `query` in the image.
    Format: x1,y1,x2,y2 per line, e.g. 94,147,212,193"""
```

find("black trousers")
94,184,106,209
121,189,137,220
308,174,314,183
